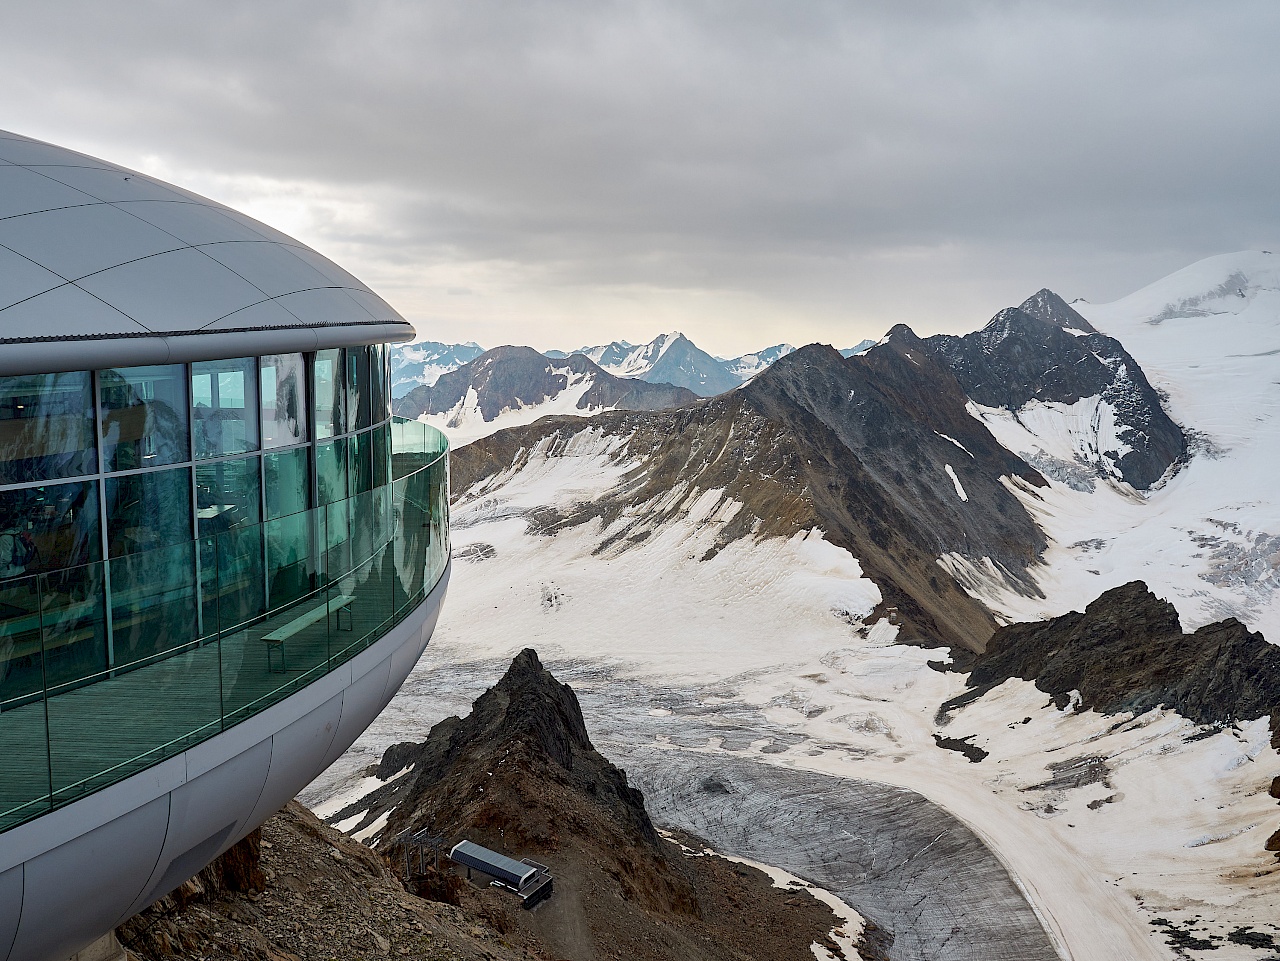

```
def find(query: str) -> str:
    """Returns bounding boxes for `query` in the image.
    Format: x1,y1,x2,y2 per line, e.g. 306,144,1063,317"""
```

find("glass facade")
0,346,449,832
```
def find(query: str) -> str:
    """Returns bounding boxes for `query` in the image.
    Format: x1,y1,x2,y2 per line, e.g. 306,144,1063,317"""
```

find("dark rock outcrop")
364,648,666,859
917,292,1186,490
330,650,848,961
953,581,1280,725
394,346,697,422
1018,288,1097,334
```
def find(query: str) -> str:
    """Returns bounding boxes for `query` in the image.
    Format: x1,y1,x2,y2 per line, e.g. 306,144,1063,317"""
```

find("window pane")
0,574,44,706
313,349,345,440
196,457,263,635
99,365,190,472
109,541,197,670
372,422,389,490
260,353,309,449
347,346,371,431
105,467,192,557
370,343,388,425
192,358,259,458
0,372,96,483
195,457,261,536
315,438,347,507
349,430,373,496
266,511,314,609
39,562,108,694
0,480,101,580
103,468,197,665
264,447,309,520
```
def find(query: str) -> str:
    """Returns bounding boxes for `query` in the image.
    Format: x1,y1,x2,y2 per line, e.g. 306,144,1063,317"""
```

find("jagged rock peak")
975,306,1048,350
1019,288,1098,334
479,647,595,770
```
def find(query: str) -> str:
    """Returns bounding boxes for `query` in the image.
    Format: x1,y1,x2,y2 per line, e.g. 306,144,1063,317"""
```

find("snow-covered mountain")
558,332,793,396
919,289,1186,490
314,251,1280,961
393,346,697,447
563,331,737,396
964,250,1280,632
389,340,484,398
723,343,796,381
839,338,877,357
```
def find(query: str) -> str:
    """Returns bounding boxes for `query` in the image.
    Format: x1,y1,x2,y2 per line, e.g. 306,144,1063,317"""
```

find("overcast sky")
2,1,1277,356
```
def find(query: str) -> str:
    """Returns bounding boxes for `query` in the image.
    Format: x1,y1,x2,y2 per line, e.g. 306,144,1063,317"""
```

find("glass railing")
0,420,449,833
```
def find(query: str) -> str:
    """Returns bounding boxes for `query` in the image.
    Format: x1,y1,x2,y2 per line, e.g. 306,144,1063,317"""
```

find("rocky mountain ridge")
452,336,1051,652
327,650,858,961
394,346,697,439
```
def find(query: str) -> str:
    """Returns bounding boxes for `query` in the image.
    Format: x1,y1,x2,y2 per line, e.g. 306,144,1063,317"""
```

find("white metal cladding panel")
11,797,170,961
0,866,19,961
0,130,414,355
120,740,274,921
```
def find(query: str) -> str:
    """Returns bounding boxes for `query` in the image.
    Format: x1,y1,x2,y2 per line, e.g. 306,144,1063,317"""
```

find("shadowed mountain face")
952,581,1280,725
919,290,1186,489
636,333,742,396
393,346,698,421
452,341,1050,652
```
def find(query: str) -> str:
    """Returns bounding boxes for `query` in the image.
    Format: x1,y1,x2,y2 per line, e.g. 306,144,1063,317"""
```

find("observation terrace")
0,129,452,961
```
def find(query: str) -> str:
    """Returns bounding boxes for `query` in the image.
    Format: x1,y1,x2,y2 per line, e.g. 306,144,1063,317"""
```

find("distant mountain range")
390,340,484,398
393,347,697,448
391,331,878,400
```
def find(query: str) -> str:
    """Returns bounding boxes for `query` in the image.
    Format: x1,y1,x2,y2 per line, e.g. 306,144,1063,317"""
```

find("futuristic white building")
0,131,450,961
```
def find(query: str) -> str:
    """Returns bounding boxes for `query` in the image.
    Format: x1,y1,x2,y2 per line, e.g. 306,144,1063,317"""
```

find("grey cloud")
1,1,1277,349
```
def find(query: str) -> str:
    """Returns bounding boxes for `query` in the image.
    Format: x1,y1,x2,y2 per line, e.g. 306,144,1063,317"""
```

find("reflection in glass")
370,343,388,425
315,438,347,506
99,365,189,472
265,447,312,608
316,438,349,571
105,468,192,557
347,345,371,431
196,458,263,633
313,349,345,440
109,541,197,670
38,562,107,693
373,422,390,490
0,372,96,484
0,481,99,580
260,353,308,449
0,574,43,706
350,430,373,496
192,358,259,458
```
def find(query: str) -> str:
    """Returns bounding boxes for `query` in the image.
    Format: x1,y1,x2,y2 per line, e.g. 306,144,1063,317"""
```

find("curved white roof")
0,130,414,375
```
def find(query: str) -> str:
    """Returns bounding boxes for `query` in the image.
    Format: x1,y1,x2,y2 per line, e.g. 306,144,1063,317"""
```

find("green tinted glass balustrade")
0,420,448,833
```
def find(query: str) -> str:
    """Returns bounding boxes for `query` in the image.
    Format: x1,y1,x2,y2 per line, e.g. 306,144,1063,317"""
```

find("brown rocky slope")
452,340,1049,652
118,651,861,961
330,649,858,961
